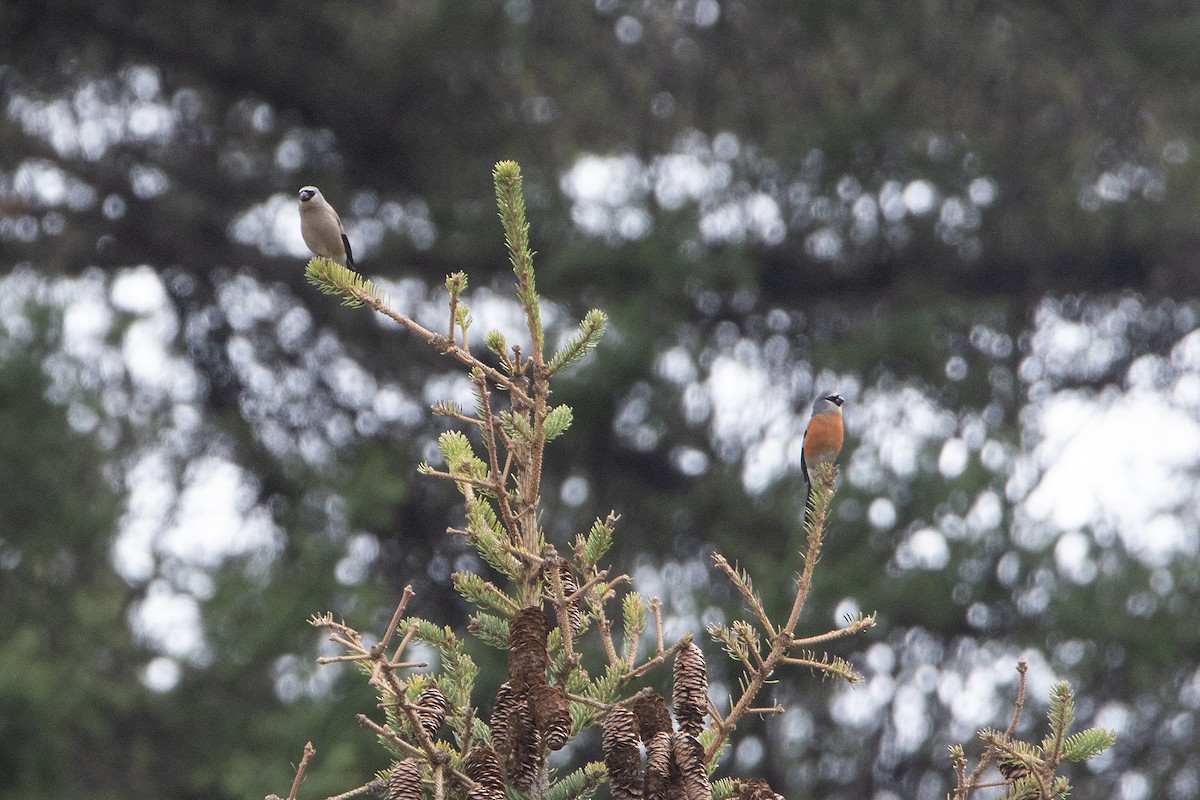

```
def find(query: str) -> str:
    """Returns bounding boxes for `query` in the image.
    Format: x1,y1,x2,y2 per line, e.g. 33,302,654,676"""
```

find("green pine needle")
1046,681,1076,740
407,617,457,649
445,271,468,296
436,430,487,487
711,778,740,800
466,498,521,578
468,717,493,749
576,516,615,568
548,308,608,375
587,663,625,705
484,329,507,358
1060,727,1116,761
468,612,510,650
452,571,518,616
621,592,646,653
304,256,383,308
788,650,861,683
499,409,535,443
430,400,464,418
544,404,574,441
548,762,607,800
493,160,543,351
999,774,1043,800
569,699,596,735
697,728,724,774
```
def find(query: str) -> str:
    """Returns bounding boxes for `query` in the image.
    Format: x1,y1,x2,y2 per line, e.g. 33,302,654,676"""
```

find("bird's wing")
800,425,810,486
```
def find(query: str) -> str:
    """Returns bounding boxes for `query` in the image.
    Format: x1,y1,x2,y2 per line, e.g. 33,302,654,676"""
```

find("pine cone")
489,681,518,761
739,777,785,800
601,706,644,800
464,789,505,800
998,759,1032,782
461,745,505,793
415,685,447,741
672,733,711,800
509,606,549,691
385,759,422,800
543,557,584,637
632,688,673,742
505,691,543,791
644,731,676,800
529,683,571,751
672,642,708,737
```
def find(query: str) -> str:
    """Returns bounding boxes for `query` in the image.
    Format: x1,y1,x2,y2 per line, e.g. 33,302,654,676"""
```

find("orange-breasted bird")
801,391,845,516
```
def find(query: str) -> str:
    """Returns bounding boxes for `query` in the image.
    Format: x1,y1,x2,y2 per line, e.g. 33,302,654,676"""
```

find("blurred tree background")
3,1,1200,798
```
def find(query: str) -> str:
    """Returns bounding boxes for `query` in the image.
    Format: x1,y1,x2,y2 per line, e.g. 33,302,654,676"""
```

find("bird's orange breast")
803,413,844,464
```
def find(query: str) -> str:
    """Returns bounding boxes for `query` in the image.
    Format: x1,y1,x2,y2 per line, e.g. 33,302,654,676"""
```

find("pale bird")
298,185,355,269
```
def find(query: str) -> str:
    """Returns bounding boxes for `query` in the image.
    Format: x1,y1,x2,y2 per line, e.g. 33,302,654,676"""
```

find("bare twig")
286,741,315,800
1006,658,1029,738
320,780,382,800
712,555,775,634
418,465,506,492
650,597,665,653
788,614,876,648
316,653,373,665
703,463,839,763
566,568,613,603
626,637,691,680
432,763,445,800
545,555,577,659
745,705,785,716
565,691,612,710
953,659,1032,799
341,282,531,406
594,606,620,666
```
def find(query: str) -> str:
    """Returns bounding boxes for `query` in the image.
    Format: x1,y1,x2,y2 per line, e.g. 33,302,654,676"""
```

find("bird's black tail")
341,233,357,270
802,476,813,530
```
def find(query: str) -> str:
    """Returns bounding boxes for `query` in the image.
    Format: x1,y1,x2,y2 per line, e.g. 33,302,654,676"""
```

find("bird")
801,391,845,519
297,185,355,269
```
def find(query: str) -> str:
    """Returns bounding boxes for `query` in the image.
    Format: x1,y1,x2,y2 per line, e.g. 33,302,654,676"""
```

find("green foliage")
1046,682,1075,742
548,309,608,376
587,663,625,707
568,699,594,737
547,762,606,800
453,571,518,616
696,728,724,774
468,612,510,650
620,591,646,657
435,430,487,484
407,618,458,650
304,256,383,307
711,777,739,800
499,409,535,443
543,404,574,442
493,160,542,352
956,671,1115,799
1061,728,1117,762
445,270,468,297
431,399,464,418
485,329,508,359
575,516,616,569
466,498,521,578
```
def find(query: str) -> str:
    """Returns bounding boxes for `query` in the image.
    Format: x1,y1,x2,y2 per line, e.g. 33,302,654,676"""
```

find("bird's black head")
298,186,317,203
825,393,845,407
